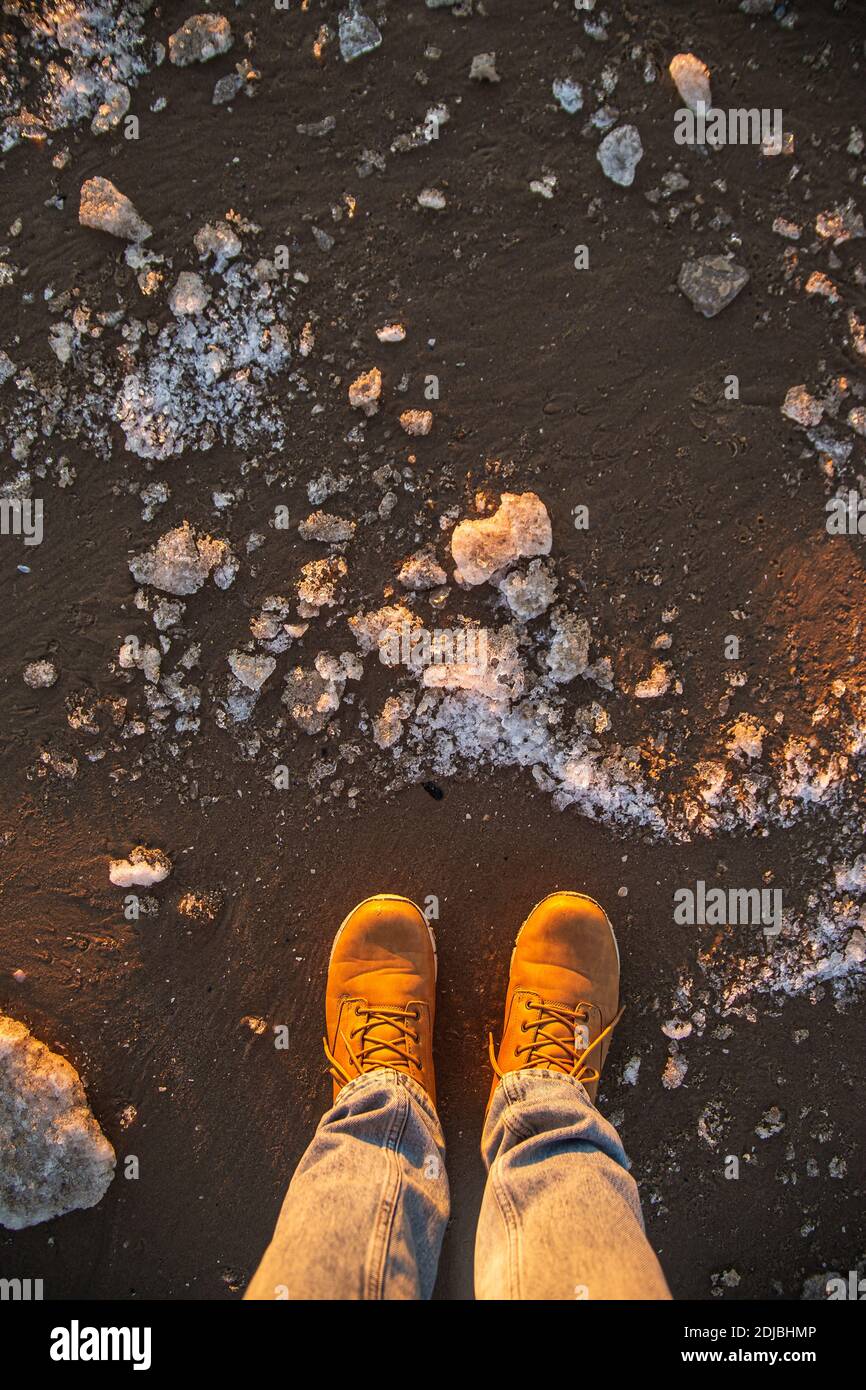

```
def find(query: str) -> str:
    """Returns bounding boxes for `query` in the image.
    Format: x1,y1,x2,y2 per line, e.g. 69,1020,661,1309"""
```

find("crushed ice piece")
727,715,765,761
834,856,866,895
772,216,801,240
669,53,711,112
847,309,866,360
622,1055,641,1086
22,660,58,689
469,52,500,83
393,104,449,153
109,845,172,887
297,555,347,613
349,604,421,661
399,409,433,436
497,558,557,621
678,256,749,317
661,1049,688,1089
376,323,406,343
339,6,382,63
417,188,447,210
373,691,416,749
193,220,242,272
815,199,864,247
552,78,583,114
781,385,823,428
118,633,161,683
0,350,16,385
545,609,590,683
283,651,361,733
91,81,130,135
596,125,643,187
298,512,356,544
451,491,552,586
140,480,170,521
530,173,557,199
0,1016,115,1229
662,1018,692,1040
129,522,236,596
805,271,840,305
634,663,670,699
348,367,382,416
168,14,233,66
755,1105,785,1139
398,550,448,591
213,59,258,104
423,625,524,703
168,271,211,317
228,651,276,692
79,177,152,242
178,890,224,923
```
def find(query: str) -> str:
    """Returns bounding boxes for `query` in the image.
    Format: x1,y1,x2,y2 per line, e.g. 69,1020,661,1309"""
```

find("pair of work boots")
323,891,623,1109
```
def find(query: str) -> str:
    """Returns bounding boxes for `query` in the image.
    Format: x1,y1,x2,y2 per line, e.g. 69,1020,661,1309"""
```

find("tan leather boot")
488,892,623,1109
324,894,438,1106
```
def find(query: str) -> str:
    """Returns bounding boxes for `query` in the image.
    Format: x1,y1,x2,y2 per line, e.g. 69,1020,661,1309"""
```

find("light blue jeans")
245,1068,671,1300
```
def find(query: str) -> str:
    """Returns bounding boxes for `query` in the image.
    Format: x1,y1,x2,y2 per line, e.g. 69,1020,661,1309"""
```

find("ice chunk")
298,512,356,544
91,81,130,135
497,558,557,621
350,604,421,661
552,78,583,114
373,691,415,749
399,409,433,436
348,367,382,416
22,659,58,688
79,176,152,242
398,550,447,591
376,323,406,343
168,271,210,317
169,15,233,66
451,491,552,586
228,651,276,692
678,256,749,317
129,522,236,596
109,845,172,887
634,663,670,699
297,555,347,613
727,715,765,761
669,53,711,113
0,1016,115,1229
545,609,590,683
283,652,361,733
469,53,500,83
423,625,524,703
596,125,643,187
193,220,242,272
781,385,823,428
338,6,382,63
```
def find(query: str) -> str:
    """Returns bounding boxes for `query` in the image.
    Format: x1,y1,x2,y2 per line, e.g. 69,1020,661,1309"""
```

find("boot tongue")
358,1008,414,1073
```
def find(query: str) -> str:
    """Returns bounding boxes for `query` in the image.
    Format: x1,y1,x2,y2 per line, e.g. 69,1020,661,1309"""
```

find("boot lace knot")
489,1001,624,1087
325,1003,421,1088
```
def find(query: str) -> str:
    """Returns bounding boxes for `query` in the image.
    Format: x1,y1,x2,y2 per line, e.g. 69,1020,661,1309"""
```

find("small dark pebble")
423,781,444,800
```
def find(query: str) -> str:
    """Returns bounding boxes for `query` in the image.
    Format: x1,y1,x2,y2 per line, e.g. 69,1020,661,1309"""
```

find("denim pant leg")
245,1069,449,1300
475,1069,671,1300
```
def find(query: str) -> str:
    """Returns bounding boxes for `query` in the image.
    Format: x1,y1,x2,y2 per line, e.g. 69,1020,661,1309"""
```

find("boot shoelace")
324,1003,421,1087
489,1000,625,1086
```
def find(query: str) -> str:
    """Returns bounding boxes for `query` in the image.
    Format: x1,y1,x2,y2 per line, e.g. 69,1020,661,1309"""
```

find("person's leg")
246,895,449,1300
475,892,671,1301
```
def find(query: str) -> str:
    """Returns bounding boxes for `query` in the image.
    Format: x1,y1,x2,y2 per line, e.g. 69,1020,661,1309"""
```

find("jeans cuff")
333,1067,442,1129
